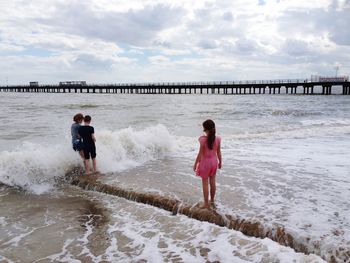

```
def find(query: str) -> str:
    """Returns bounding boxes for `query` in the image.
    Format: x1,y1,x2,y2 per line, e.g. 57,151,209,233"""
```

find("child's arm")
91,127,96,142
193,143,204,172
77,126,81,138
217,141,222,169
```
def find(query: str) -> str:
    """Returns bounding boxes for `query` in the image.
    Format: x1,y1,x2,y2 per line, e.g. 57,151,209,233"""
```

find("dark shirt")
78,125,95,146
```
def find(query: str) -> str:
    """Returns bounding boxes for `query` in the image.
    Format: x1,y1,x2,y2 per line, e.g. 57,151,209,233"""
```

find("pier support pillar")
322,86,332,95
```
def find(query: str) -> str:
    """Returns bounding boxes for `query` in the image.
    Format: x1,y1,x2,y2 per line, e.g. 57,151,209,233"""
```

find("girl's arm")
217,141,222,169
92,133,96,142
77,128,81,139
193,143,204,172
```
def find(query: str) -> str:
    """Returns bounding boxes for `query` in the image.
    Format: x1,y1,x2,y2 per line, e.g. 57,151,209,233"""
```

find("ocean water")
0,92,349,262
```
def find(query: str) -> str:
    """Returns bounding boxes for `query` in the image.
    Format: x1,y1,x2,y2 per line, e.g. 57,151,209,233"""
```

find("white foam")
132,235,164,263
44,239,81,263
0,124,175,194
176,118,350,153
97,124,175,173
2,228,36,247
0,255,15,263
0,142,78,194
99,196,325,263
0,216,7,226
75,215,109,263
157,127,350,260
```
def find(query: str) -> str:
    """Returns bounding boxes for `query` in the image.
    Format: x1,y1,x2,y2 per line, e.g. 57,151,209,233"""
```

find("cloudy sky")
0,0,349,85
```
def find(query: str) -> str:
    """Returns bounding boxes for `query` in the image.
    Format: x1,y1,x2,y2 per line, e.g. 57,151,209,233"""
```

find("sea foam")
97,124,175,173
0,124,175,194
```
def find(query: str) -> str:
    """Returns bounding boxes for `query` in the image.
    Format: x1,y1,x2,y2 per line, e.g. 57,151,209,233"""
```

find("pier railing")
0,79,349,95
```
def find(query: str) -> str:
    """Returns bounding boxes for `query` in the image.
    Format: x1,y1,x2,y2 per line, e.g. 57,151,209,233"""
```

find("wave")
69,175,348,262
97,124,175,172
269,109,321,117
226,118,350,141
0,124,175,194
66,104,100,109
171,118,350,158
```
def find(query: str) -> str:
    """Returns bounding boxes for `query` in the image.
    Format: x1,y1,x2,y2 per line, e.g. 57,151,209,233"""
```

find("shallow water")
0,186,324,263
1,92,350,262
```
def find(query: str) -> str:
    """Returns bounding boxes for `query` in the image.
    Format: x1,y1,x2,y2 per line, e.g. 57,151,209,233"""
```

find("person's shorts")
83,144,96,160
72,139,83,151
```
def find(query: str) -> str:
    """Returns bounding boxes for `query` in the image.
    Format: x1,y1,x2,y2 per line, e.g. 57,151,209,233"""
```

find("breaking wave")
0,124,175,194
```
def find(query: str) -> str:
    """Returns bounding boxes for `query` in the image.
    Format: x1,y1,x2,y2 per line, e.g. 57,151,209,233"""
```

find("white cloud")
0,0,349,84
148,55,170,64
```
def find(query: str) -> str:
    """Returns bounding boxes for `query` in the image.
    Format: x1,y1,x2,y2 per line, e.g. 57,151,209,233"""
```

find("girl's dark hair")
73,113,84,123
203,119,216,150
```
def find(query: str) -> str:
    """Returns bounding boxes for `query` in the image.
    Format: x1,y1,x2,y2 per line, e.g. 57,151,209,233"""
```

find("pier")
0,79,349,95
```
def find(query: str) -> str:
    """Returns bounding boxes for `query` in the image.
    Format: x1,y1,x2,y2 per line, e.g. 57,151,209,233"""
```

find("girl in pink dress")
193,119,222,209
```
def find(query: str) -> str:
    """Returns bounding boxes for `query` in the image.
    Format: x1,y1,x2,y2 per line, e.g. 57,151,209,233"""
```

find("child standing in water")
193,119,222,209
71,113,84,160
78,115,97,175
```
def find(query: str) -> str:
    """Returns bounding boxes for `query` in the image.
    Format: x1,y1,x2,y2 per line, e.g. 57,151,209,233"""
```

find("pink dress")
196,135,221,179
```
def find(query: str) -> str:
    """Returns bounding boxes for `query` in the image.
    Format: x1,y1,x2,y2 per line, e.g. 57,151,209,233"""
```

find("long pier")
1,79,349,95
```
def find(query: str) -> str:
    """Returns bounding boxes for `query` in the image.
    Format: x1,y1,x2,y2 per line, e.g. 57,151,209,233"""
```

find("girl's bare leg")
84,159,90,174
79,150,85,161
201,178,210,208
209,175,216,204
92,158,97,173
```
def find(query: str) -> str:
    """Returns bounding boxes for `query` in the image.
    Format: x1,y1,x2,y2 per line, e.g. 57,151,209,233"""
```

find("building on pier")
29,81,39,87
310,75,349,82
59,81,87,86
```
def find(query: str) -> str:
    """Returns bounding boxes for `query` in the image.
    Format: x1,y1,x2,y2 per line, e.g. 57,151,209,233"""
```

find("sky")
0,0,349,85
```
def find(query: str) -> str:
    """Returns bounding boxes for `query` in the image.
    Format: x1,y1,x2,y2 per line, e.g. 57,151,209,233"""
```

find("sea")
0,91,349,263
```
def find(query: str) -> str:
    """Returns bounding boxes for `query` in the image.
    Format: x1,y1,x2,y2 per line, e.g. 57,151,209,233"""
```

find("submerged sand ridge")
66,168,349,263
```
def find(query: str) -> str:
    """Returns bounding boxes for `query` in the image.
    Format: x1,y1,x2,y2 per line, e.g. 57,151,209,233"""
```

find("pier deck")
0,80,349,95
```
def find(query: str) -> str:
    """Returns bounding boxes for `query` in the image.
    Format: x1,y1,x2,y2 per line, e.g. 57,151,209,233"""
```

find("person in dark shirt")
71,113,84,160
78,115,97,174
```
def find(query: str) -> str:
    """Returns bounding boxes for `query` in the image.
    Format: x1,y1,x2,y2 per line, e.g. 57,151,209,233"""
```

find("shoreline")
66,169,348,263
